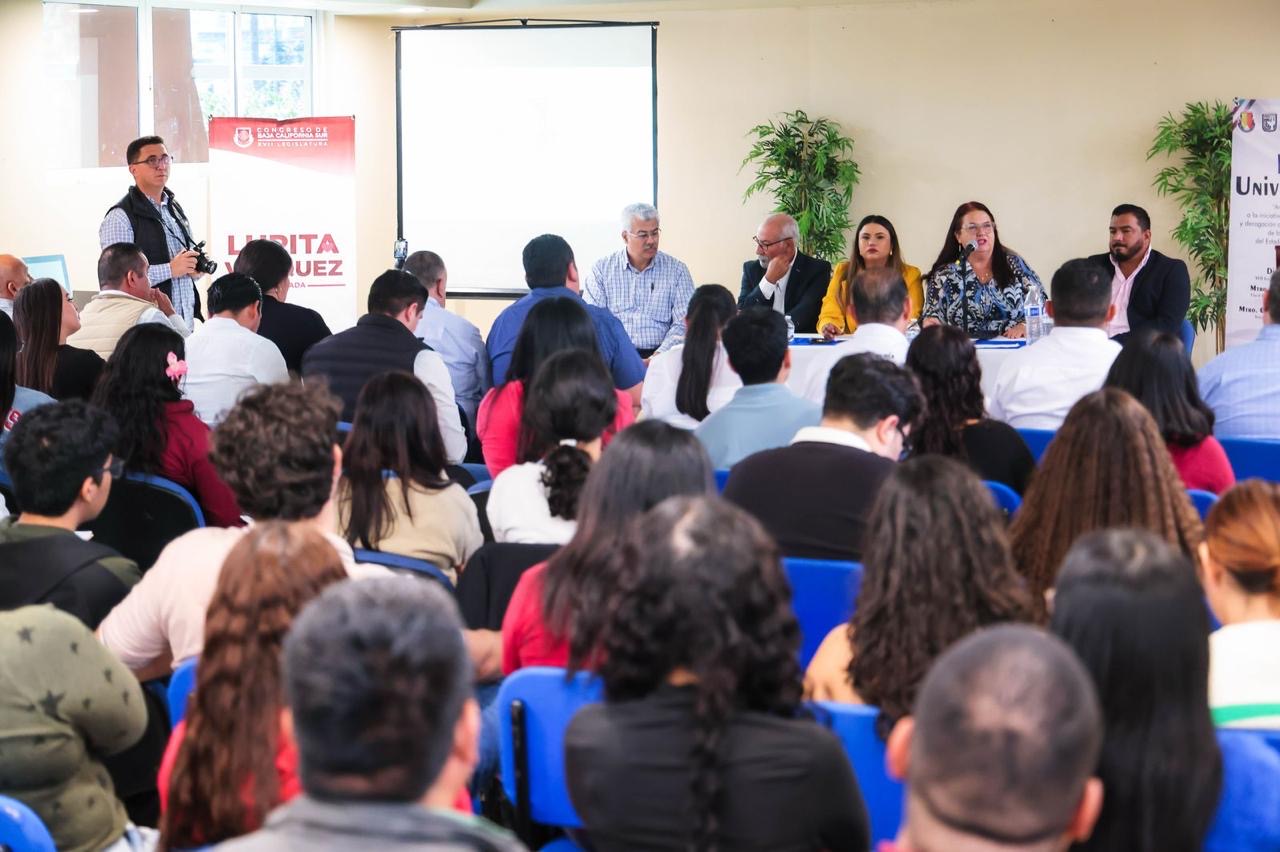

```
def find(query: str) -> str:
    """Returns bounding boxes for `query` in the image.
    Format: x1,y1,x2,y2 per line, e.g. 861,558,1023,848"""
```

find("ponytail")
676,285,737,422
541,443,592,520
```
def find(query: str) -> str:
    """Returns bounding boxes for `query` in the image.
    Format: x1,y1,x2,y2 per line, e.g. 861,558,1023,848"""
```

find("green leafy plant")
741,109,860,263
1147,100,1233,352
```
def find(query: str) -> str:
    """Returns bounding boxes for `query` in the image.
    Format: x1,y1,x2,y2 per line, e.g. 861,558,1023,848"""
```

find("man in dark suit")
1088,203,1190,345
738,213,832,334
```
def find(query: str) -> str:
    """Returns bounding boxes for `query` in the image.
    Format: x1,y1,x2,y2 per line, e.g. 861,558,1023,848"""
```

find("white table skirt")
786,337,1025,400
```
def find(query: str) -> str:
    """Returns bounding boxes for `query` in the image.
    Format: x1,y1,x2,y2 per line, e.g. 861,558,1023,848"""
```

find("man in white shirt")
0,254,33,318
988,259,1121,429
183,272,289,425
405,250,490,432
67,243,191,360
796,267,911,404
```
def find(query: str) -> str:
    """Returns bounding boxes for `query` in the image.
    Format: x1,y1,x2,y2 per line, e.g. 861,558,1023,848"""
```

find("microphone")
960,239,978,258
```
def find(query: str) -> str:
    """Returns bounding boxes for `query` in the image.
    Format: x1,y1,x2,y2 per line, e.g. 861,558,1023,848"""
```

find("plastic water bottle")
1024,286,1044,344
785,314,796,342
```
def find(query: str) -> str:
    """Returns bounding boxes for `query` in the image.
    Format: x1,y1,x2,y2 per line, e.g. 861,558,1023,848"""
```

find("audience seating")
782,558,863,668
984,480,1022,516
814,702,904,845
336,421,353,433
0,794,55,852
460,462,492,484
83,473,206,571
1015,428,1055,462
498,667,602,846
351,548,453,589
1180,319,1196,356
470,486,495,542
167,657,199,728
1219,438,1280,483
1189,489,1218,520
714,469,730,493
456,542,558,630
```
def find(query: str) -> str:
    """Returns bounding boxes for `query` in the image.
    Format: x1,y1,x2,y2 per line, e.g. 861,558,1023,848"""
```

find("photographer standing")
100,136,207,328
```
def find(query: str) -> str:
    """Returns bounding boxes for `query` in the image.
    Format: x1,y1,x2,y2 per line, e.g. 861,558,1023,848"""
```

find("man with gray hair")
583,202,695,358
739,212,832,334
882,624,1104,852
219,577,525,851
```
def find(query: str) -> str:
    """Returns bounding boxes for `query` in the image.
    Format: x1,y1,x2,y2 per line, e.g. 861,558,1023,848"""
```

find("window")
43,2,315,167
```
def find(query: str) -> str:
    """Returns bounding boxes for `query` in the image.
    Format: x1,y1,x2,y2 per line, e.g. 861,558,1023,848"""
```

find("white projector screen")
396,22,657,295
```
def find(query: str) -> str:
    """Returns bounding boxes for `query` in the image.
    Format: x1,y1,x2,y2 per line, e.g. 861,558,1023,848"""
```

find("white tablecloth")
786,338,1025,399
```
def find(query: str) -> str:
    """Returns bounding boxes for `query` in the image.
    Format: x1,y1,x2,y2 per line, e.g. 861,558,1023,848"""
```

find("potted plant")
1147,100,1233,352
740,109,861,263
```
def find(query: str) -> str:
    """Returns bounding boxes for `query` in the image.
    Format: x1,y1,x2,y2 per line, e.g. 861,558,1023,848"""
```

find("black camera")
190,241,219,276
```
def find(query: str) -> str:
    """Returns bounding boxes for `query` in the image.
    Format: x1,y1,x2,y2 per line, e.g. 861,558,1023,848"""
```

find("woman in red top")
501,420,714,674
478,296,634,476
91,324,244,525
1104,330,1235,494
157,522,347,848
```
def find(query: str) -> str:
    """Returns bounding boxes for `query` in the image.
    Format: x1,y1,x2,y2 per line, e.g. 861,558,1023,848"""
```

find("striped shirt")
583,249,694,353
1199,325,1280,441
99,194,197,328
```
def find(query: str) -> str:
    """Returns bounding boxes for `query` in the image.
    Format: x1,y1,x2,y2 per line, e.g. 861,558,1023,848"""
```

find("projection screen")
395,22,658,295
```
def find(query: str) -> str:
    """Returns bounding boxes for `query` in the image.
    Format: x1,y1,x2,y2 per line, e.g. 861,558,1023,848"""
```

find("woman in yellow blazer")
818,214,924,338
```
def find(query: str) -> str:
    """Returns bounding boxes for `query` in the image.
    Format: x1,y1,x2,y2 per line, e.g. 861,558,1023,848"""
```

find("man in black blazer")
739,213,832,334
1088,204,1190,345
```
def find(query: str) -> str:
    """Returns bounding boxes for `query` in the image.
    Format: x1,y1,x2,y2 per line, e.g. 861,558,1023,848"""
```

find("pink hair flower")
165,351,188,381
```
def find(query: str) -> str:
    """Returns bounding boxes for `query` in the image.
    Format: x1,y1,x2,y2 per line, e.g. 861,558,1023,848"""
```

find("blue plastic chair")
1189,489,1218,520
0,794,55,852
124,473,207,527
167,657,199,728
782,559,863,669
467,479,493,496
1180,318,1196,355
352,549,453,589
1218,438,1280,483
984,480,1022,516
814,702,904,844
337,420,353,433
498,667,603,840
1015,428,1055,463
714,468,731,493
460,462,492,484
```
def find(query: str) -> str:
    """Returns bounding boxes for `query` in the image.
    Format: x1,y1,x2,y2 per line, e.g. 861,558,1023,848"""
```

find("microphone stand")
960,251,969,338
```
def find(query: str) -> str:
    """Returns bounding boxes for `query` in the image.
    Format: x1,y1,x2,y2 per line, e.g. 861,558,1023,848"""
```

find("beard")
758,257,769,269
1111,243,1141,262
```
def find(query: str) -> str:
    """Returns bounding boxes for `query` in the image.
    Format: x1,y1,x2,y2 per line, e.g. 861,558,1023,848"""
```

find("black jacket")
738,251,833,334
301,313,428,421
258,295,332,373
1088,249,1190,344
107,186,204,320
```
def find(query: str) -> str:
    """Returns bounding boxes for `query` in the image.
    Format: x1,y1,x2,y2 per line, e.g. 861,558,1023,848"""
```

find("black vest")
107,186,204,320
301,313,431,421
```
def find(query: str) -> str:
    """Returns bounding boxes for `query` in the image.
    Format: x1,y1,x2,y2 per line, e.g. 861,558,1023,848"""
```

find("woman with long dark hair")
477,296,634,476
905,324,1035,493
90,323,243,526
0,310,53,447
1105,330,1234,493
337,370,482,582
1009,388,1201,620
565,496,871,852
641,284,740,428
921,201,1044,339
817,214,924,338
1050,528,1280,852
486,348,618,544
502,419,714,672
158,522,348,849
13,278,104,400
805,456,1030,734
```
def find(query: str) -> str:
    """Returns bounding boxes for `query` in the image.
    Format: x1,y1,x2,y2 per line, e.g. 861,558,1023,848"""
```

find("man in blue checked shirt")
583,202,695,358
99,136,206,328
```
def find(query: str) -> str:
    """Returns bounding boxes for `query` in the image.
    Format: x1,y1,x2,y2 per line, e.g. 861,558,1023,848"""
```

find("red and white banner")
208,117,357,331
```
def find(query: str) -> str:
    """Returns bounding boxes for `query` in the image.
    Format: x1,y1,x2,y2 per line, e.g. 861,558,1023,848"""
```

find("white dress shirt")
755,254,797,316
415,297,490,431
987,326,1122,429
640,342,742,430
795,323,909,405
183,316,289,426
486,461,577,544
1105,247,1152,337
0,299,12,318
412,348,469,464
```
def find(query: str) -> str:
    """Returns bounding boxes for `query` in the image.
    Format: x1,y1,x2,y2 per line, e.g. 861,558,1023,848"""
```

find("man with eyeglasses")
739,213,832,334
583,202,695,358
99,136,205,329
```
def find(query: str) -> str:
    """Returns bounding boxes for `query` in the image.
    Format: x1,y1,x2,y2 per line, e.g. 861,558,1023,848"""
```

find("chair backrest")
814,702,904,844
1015,428,1055,462
1218,438,1280,483
498,667,603,836
82,473,206,571
1210,727,1280,848
337,420,353,433
1180,318,1196,355
467,479,493,496
351,548,454,589
455,541,559,630
984,480,1022,516
459,462,492,485
167,657,199,728
0,795,56,852
714,469,730,493
782,558,863,669
1189,488,1218,520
